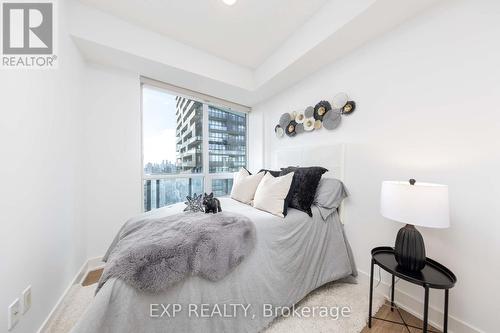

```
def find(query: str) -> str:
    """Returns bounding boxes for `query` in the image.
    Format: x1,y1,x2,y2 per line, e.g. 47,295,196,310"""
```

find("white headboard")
273,143,345,182
272,143,347,223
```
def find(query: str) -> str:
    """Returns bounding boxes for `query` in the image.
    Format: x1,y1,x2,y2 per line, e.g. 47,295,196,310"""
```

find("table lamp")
380,179,450,272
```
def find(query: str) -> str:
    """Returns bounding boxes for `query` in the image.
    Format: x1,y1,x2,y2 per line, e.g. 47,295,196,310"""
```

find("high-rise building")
175,97,246,175
207,105,247,173
175,97,203,173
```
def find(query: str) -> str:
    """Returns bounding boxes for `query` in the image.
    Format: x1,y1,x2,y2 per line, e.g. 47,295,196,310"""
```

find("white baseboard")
37,256,104,333
357,270,483,333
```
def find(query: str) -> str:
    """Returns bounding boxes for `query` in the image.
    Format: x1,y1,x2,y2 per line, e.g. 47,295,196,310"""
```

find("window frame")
140,77,250,212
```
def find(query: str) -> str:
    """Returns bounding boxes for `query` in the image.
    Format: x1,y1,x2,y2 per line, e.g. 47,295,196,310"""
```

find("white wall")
2,0,499,331
0,1,87,332
82,64,142,258
250,1,500,332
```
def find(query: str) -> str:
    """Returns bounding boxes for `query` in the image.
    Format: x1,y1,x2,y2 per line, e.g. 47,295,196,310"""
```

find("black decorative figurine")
203,192,222,214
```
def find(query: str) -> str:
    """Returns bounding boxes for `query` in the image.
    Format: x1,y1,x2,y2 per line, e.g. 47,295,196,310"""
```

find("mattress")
72,198,355,333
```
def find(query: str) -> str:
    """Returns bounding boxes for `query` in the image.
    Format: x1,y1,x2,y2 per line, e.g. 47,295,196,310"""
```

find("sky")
142,86,178,165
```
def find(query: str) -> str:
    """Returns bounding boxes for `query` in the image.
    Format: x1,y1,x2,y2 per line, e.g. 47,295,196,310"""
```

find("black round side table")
368,246,457,333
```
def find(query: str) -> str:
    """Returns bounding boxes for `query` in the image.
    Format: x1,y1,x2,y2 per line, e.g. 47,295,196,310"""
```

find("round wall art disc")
332,93,348,109
295,111,305,124
314,100,332,121
303,117,315,131
304,106,314,118
295,123,304,134
275,124,284,138
285,120,298,137
279,113,292,128
342,101,356,114
323,110,342,130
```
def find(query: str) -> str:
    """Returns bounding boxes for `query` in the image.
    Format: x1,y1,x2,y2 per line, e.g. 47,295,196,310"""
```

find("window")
142,82,248,212
211,178,234,197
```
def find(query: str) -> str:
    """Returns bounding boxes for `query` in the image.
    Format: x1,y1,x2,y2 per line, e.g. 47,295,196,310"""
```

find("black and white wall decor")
275,93,356,138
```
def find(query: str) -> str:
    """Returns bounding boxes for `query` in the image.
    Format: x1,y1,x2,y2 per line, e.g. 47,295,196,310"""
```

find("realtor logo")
1,1,57,68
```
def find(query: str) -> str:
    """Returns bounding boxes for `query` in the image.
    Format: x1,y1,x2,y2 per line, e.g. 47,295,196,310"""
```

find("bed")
72,144,355,333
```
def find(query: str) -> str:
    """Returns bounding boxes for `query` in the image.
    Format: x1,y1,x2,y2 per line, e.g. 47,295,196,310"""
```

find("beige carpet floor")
45,278,384,333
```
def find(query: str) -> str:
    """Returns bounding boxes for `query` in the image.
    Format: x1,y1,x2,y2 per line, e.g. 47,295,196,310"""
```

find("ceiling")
78,0,329,69
72,0,439,106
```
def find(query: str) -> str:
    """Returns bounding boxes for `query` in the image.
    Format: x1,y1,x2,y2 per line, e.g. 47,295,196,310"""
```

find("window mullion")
202,103,210,193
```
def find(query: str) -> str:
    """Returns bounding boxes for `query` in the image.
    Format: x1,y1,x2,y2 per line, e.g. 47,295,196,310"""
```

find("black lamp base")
394,224,426,272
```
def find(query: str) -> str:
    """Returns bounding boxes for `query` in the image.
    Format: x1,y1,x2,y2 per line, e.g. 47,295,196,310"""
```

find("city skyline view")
142,84,247,211
142,86,179,169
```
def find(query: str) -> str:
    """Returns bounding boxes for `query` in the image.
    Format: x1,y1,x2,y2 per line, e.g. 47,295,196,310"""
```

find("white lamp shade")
380,181,450,228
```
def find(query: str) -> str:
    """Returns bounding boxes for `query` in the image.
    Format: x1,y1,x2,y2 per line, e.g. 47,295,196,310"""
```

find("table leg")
423,285,429,333
368,259,374,328
444,289,449,333
391,274,395,312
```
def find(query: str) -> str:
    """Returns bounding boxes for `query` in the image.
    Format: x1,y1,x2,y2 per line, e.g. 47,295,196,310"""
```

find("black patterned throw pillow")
280,166,328,217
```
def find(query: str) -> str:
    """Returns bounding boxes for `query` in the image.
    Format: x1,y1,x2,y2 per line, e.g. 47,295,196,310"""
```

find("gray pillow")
313,178,348,220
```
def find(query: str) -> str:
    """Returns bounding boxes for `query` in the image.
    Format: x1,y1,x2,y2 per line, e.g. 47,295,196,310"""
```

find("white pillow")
253,172,294,217
230,168,265,204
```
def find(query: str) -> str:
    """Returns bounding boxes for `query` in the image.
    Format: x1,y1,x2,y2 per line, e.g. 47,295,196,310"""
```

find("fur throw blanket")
96,212,256,294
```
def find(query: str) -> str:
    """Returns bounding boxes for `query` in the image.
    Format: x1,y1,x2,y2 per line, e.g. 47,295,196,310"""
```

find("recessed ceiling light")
222,0,237,6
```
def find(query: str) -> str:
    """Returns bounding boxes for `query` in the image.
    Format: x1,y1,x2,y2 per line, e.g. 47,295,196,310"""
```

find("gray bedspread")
72,198,355,333
96,212,255,294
